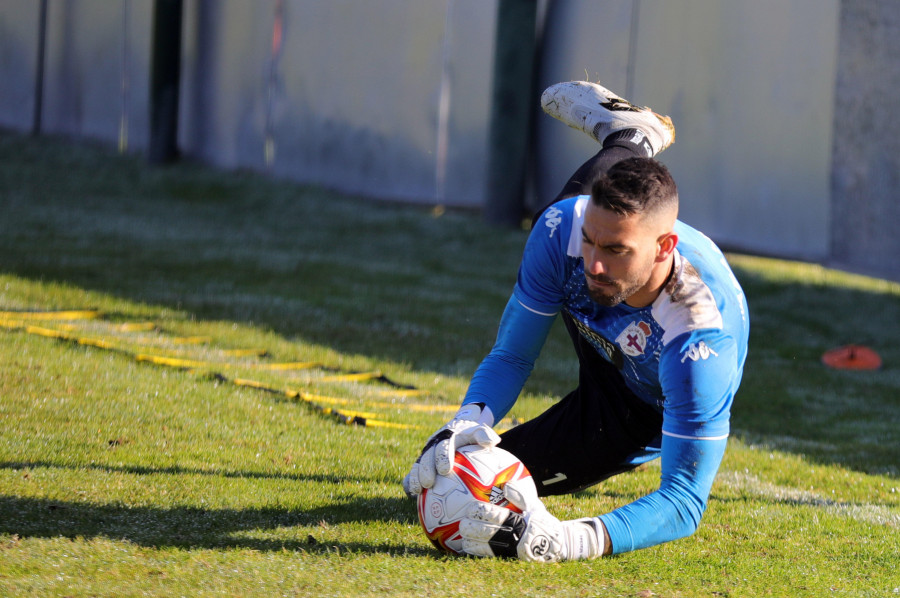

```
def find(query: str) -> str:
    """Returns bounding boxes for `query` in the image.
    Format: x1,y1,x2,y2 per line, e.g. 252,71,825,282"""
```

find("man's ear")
656,232,678,262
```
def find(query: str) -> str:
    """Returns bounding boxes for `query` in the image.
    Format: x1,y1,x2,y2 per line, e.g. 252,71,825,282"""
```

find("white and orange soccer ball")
417,445,534,555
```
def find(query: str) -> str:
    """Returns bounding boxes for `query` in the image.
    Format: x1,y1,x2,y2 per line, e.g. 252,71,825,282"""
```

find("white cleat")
540,81,675,156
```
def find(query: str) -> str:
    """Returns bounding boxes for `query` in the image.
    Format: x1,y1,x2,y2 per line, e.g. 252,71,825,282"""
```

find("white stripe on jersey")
517,299,557,318
566,197,590,258
663,430,729,441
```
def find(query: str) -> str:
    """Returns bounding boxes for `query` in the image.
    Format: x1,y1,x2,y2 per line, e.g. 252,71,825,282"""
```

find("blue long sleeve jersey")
462,196,749,554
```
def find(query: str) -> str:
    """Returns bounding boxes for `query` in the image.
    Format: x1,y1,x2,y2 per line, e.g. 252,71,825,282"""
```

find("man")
404,81,749,562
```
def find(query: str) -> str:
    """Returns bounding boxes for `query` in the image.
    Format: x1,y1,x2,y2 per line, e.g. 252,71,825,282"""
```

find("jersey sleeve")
659,329,743,439
597,329,741,553
511,201,574,316
598,432,727,553
462,296,556,421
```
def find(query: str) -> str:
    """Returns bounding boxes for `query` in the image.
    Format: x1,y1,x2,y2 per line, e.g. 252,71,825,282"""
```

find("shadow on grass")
0,493,429,556
0,460,383,487
0,458,432,555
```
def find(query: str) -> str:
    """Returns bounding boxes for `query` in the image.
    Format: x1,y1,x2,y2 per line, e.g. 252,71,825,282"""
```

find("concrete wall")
0,1,42,132
178,0,496,207
830,0,900,278
0,0,154,149
1,0,898,280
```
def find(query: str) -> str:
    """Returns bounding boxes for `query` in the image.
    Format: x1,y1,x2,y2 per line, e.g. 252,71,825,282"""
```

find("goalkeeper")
404,80,749,561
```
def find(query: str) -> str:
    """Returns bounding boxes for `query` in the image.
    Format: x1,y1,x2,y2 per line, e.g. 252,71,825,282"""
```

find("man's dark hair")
590,157,678,217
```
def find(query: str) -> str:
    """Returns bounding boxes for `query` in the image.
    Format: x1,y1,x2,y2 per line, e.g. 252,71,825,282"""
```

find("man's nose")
584,248,606,276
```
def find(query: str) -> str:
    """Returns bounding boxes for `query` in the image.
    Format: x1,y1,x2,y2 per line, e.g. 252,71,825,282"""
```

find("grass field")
1,131,899,597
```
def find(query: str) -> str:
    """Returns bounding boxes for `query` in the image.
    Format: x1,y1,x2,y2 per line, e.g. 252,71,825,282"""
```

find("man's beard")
585,262,653,307
585,277,639,307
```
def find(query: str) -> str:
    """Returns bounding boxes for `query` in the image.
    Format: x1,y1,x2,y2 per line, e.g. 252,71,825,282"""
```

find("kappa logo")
681,341,719,363
616,321,653,357
544,206,563,238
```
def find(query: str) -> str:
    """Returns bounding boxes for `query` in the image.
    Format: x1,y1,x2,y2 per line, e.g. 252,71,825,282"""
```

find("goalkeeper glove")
458,479,605,562
402,403,498,497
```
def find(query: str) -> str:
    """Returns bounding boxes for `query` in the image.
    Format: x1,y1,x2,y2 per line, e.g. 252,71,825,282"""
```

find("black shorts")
498,313,663,496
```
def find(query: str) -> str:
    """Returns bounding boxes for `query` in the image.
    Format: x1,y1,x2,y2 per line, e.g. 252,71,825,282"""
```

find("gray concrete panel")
41,0,152,150
656,1,837,260
269,0,446,204
0,1,41,132
438,0,495,208
180,0,495,207
831,0,900,280
180,0,274,170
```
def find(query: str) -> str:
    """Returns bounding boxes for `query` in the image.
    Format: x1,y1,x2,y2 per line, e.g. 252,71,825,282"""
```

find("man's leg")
552,137,646,202
532,138,643,226
533,80,675,222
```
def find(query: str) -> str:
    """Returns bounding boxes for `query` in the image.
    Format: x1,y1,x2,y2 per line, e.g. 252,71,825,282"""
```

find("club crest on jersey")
616,321,652,357
543,206,562,238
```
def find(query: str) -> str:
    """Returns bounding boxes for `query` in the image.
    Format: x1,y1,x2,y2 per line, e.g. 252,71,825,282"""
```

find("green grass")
1,130,899,597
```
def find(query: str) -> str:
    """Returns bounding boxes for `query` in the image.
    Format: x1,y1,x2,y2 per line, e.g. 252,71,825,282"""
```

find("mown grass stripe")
0,309,101,321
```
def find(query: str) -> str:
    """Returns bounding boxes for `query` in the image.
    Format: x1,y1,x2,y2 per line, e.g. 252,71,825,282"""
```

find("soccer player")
404,81,750,561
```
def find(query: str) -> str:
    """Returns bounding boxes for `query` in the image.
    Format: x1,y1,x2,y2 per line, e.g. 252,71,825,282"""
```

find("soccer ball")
417,444,533,555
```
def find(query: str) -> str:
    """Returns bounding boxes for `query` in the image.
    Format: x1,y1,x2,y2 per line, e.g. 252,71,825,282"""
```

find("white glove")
458,479,605,562
403,403,499,497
